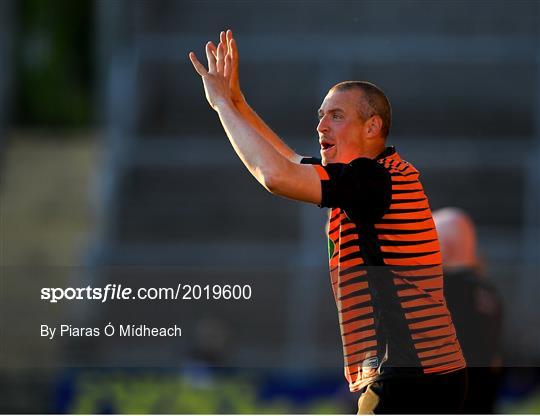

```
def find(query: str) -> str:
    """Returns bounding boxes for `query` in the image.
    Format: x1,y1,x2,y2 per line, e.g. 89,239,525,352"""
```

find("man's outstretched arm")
189,39,321,204
216,99,321,203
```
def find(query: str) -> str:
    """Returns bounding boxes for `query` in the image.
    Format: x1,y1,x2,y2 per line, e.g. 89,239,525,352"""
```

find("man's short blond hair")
330,81,392,138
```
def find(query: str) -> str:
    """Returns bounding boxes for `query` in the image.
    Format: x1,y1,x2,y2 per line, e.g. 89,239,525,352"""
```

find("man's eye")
333,113,342,119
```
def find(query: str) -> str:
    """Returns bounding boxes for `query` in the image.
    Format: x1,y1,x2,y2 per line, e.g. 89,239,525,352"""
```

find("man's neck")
363,142,387,160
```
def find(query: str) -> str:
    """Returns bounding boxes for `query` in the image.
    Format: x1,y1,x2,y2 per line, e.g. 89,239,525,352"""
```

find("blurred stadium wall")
1,0,539,413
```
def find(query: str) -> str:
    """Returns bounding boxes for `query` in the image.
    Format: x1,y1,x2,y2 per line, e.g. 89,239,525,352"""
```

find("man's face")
317,89,368,166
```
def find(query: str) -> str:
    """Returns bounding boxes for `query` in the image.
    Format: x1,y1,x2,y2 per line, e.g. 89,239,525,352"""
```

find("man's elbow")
260,170,285,195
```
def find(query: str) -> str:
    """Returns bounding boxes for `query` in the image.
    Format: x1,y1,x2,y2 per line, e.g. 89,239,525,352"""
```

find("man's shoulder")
377,147,420,177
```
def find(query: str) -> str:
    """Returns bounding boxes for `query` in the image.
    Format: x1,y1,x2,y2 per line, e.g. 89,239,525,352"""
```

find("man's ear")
367,115,383,138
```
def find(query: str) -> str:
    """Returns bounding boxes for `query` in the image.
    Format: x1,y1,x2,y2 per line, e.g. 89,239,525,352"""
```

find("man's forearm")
235,96,302,163
216,99,293,190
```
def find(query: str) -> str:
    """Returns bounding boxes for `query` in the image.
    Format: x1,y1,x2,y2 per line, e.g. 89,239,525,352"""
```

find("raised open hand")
189,37,233,110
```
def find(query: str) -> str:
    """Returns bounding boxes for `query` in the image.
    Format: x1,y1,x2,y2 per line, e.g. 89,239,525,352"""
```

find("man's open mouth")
321,143,335,150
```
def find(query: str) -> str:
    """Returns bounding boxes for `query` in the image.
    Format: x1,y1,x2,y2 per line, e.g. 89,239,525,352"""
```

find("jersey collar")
375,146,396,160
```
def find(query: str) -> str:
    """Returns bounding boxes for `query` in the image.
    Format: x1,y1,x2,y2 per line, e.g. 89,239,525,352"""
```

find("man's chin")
320,148,336,165
320,154,332,166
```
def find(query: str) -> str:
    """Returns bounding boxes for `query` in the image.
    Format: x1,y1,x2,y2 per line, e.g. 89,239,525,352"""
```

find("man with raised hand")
189,30,467,414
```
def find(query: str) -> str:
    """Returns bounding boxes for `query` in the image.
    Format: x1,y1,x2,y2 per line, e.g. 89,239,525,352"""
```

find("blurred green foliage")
15,0,93,127
69,371,348,414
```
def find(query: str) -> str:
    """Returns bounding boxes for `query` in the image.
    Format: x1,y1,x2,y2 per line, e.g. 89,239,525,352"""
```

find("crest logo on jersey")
328,238,335,259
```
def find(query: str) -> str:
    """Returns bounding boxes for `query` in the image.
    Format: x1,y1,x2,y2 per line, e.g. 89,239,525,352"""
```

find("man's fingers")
225,30,231,57
224,53,232,78
226,29,233,46
218,31,227,73
205,42,217,73
220,30,226,47
189,52,208,77
207,41,217,56
217,39,225,74
230,38,239,71
222,30,238,68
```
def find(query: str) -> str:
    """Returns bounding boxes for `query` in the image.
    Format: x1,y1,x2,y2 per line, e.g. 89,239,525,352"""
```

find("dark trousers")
357,369,468,414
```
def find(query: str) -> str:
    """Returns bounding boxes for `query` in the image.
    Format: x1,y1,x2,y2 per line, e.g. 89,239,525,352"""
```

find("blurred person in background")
190,30,467,414
434,207,504,413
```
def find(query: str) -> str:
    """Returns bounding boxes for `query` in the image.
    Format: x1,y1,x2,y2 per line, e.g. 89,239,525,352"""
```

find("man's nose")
317,116,329,133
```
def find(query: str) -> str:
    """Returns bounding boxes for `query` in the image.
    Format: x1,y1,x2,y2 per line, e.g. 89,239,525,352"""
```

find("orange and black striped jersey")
302,147,466,392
